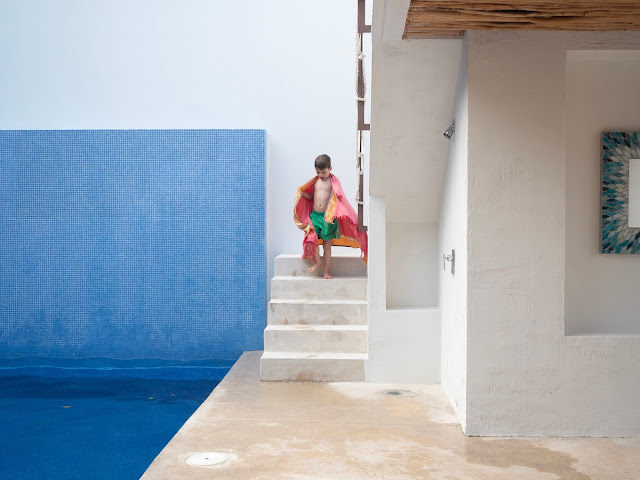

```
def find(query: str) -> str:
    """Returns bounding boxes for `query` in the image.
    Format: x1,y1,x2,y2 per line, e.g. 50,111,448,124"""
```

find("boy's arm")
301,184,313,200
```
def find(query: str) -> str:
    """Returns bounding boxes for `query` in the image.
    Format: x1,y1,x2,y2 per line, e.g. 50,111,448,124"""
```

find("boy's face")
316,167,331,180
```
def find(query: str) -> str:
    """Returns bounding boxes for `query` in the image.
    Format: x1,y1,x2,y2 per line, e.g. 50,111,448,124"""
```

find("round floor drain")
186,452,229,467
384,389,417,397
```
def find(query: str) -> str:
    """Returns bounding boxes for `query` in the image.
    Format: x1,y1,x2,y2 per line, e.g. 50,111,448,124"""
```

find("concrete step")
275,254,367,278
264,325,368,353
260,352,366,382
268,299,367,325
271,276,367,301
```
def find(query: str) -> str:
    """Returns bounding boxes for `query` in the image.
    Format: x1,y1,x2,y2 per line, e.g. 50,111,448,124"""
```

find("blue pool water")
0,366,230,480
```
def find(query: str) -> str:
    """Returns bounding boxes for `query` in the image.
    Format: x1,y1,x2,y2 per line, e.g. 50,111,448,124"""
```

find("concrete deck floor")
142,352,639,480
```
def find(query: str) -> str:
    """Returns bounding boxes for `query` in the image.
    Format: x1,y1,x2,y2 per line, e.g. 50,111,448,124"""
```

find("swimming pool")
0,361,231,480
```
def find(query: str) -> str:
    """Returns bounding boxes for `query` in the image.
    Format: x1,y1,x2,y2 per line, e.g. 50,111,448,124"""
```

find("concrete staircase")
260,254,368,382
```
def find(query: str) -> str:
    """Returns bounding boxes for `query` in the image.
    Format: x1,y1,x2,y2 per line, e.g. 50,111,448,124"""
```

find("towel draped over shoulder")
293,174,368,265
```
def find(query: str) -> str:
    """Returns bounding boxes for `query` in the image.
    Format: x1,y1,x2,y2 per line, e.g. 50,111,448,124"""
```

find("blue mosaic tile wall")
0,130,265,361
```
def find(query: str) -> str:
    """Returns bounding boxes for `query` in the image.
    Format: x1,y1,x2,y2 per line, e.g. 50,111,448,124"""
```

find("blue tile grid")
0,130,266,361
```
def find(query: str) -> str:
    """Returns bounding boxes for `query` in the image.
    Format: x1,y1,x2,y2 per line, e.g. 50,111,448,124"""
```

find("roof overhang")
405,0,640,39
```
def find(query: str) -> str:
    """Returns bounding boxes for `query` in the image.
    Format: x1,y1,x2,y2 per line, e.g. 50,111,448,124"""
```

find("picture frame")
601,131,640,254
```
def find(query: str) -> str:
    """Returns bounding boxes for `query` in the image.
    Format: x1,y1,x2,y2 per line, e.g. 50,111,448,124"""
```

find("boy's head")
314,154,332,180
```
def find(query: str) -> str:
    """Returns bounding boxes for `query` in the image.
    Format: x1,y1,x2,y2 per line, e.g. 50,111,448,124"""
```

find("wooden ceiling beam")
405,0,640,38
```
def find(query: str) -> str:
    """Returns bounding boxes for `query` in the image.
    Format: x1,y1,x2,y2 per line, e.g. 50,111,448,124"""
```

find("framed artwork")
601,131,640,254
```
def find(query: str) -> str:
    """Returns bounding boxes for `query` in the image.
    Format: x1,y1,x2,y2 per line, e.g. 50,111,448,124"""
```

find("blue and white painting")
601,132,640,254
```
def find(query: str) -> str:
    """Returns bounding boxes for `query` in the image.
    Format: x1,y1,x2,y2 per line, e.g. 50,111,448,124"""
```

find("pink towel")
293,174,367,264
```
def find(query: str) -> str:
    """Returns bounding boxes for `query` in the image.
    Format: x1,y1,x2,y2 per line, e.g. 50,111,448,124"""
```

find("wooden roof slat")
409,0,640,7
410,7,624,17
404,0,640,38
408,12,640,26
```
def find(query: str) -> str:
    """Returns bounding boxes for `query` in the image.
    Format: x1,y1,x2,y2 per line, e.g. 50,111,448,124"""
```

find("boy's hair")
314,154,331,170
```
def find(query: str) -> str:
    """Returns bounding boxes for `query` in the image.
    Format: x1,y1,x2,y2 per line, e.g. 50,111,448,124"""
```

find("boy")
301,154,337,278
293,154,368,279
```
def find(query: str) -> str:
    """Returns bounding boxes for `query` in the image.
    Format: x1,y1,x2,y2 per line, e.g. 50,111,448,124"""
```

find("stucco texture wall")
565,50,640,335
370,38,460,310
367,33,461,381
439,37,469,430
466,31,640,437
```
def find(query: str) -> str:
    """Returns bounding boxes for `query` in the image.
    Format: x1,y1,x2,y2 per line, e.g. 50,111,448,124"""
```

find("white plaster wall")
369,36,460,311
366,8,461,380
0,0,359,292
386,222,439,308
365,197,441,383
369,38,461,223
466,31,640,436
439,37,469,430
565,50,640,335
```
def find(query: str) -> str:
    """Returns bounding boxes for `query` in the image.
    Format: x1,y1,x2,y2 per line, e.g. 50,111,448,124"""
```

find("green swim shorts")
310,210,339,241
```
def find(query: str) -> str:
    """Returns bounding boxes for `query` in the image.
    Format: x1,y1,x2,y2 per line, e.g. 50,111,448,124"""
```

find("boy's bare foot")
309,262,322,274
324,272,333,279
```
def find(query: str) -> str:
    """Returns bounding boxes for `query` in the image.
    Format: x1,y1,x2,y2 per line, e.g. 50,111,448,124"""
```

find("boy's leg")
309,246,322,274
323,240,332,279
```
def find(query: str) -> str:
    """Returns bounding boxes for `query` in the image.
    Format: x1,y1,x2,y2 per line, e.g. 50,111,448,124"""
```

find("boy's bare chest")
315,179,332,195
